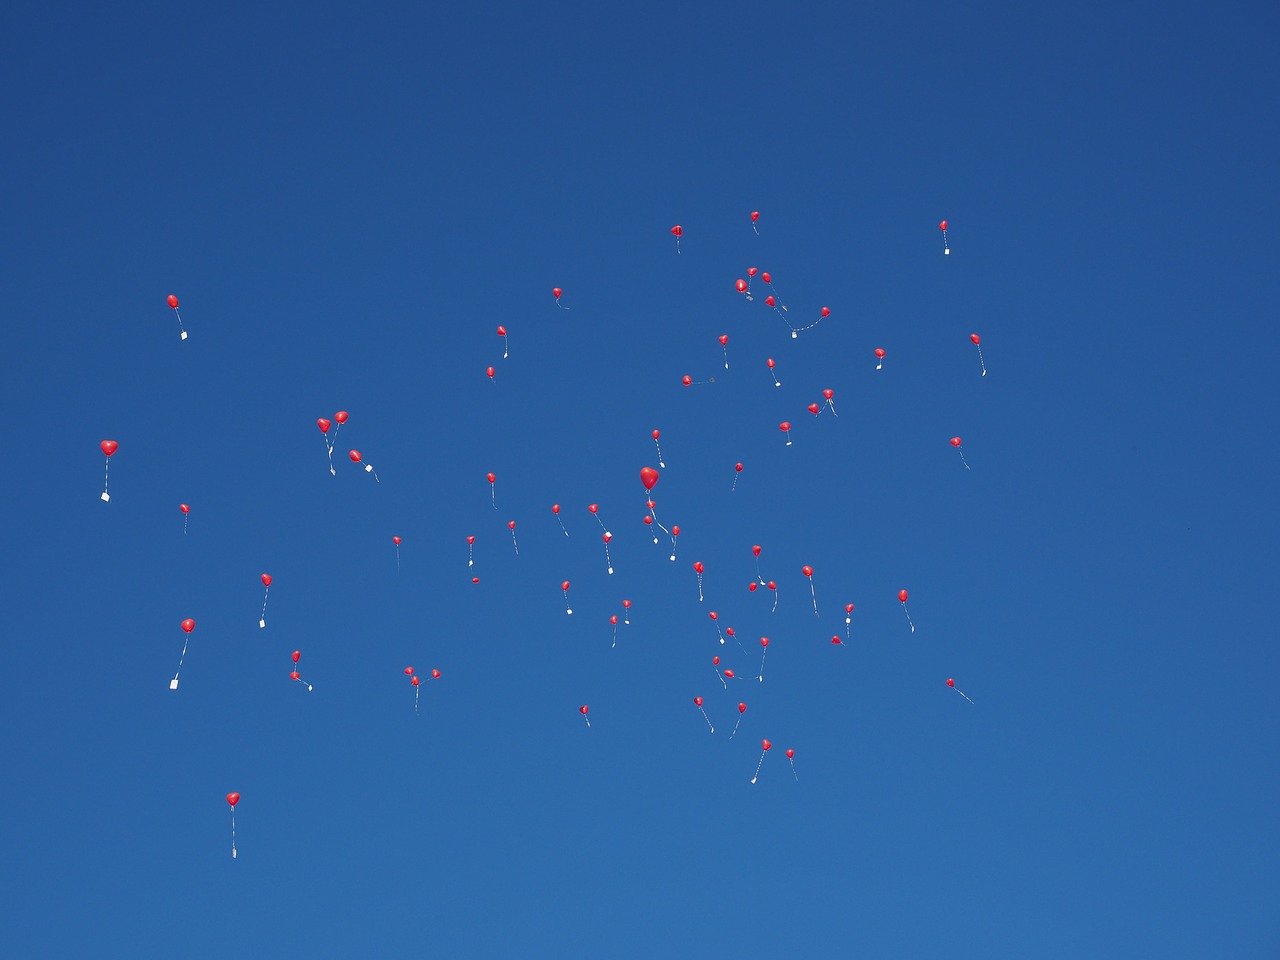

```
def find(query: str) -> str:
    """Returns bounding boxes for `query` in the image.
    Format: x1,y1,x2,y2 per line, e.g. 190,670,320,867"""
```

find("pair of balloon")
315,411,349,434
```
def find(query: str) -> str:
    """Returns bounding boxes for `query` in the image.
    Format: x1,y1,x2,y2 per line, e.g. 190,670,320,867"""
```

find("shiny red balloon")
748,582,758,592
779,421,791,432
693,561,704,574
497,325,507,336
785,748,794,759
946,678,956,688
349,450,362,463
939,220,948,231
752,545,761,557
181,618,195,633
431,669,441,679
167,294,179,309
393,536,401,545
823,388,834,400
718,334,728,346
466,535,475,544
179,503,190,514
670,225,682,237
898,589,909,603
486,366,495,379
334,411,349,424
761,272,771,284
761,739,772,751
694,696,703,707
411,675,420,686
750,211,760,223
579,704,590,715
552,287,563,299
487,472,496,483
808,403,820,415
561,580,571,591
226,792,240,807
738,702,747,714
735,462,743,472
290,671,300,681
551,504,561,515
261,573,272,587
404,666,414,675
820,306,830,318
767,580,777,591
970,333,981,345
317,418,331,434
682,375,692,386
760,637,769,648
874,348,886,359
100,440,118,457
735,279,748,293
748,267,758,277
724,669,735,678
950,436,962,447
766,358,776,369
709,611,718,621
765,295,776,307
802,565,814,577
508,520,516,530
640,466,660,490
292,650,301,663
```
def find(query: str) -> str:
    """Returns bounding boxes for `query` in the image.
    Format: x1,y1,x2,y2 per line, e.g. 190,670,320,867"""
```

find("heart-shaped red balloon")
100,440,118,456
640,467,660,490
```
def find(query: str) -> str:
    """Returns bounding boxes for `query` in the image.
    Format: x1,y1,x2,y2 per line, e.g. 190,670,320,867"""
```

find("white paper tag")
180,331,188,340
169,678,179,690
100,492,110,502
259,619,266,629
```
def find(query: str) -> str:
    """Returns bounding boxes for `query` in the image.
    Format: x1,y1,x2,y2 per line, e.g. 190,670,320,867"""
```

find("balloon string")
751,751,766,784
415,685,420,713
654,438,665,468
696,573,704,602
260,587,269,628
603,540,613,575
174,308,186,338
468,544,474,567
758,649,766,681
904,606,915,634
173,635,191,687
809,580,819,617
668,535,678,562
730,715,742,739
958,449,971,470
102,459,110,499
976,344,987,377
731,473,739,492
324,438,335,475
183,514,188,535
755,559,765,584
511,530,519,556
699,707,714,734
845,617,852,643
715,666,727,690
582,714,591,729
555,515,569,537
826,400,838,417
502,334,508,359
296,676,313,692
771,588,779,614
365,464,380,482
789,759,799,781
771,370,781,387
491,486,496,509
230,811,237,859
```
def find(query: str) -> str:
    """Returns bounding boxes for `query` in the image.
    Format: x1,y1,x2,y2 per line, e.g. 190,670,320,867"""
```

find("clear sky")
2,1,1278,956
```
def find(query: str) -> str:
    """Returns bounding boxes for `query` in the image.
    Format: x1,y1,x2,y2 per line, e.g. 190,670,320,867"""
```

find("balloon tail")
556,516,569,537
583,715,591,729
654,438,665,468
603,541,613,575
731,473,739,492
976,344,986,376
699,707,714,734
827,401,838,417
696,575,704,603
771,590,779,614
325,439,335,476
759,650,767,680
260,587,269,629
731,716,742,739
790,759,799,781
102,459,111,501
716,668,727,690
772,372,781,387
876,361,883,371
810,582,819,617
415,686,420,713
491,487,496,509
365,464,380,482
904,607,915,634
502,334,509,359
511,531,519,556
751,752,766,784
174,309,186,339
230,811,236,859
183,515,188,535
958,449,971,470
172,635,191,690
956,688,975,704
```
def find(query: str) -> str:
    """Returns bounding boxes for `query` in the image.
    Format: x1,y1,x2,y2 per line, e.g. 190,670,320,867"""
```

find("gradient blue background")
2,1,1277,956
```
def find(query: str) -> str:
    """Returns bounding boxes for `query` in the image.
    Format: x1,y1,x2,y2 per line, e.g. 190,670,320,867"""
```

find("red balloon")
709,611,718,621
712,656,720,665
748,267,758,277
552,287,563,299
290,671,301,681
561,580,571,591
643,515,653,525
181,618,195,633
845,603,854,614
670,225,682,237
749,582,758,592
588,503,598,513
487,472,496,483
167,294,179,309
261,573,272,587
760,636,769,648
317,418,331,434
767,581,777,591
100,440,118,457
486,366,495,379
970,333,981,345
431,669,441,679
779,422,791,432
946,678,956,688
765,295,776,307
579,704,590,715
761,739,772,751
750,211,760,222
472,577,480,584
411,675,420,686
823,388,834,400
393,536,401,545
497,325,507,336
349,450,362,463
802,565,814,577
761,272,771,284
682,375,692,386
735,279,748,293
551,504,561,514
725,627,735,637
623,599,632,609
693,561,704,573
610,614,618,625
785,748,794,759
766,358,776,369
226,792,240,807
671,525,680,536
898,589,909,603
404,666,414,675
640,466,660,490
718,334,728,346
652,429,661,440
694,696,703,707
738,702,747,714
735,462,743,472
831,635,842,644
874,348,886,359
603,531,612,542
466,535,475,544
808,403,820,415
724,669,735,678
820,306,830,318
292,650,301,663
752,545,761,557
950,436,962,447
334,411,349,424
508,520,516,530
179,503,190,513
939,220,948,231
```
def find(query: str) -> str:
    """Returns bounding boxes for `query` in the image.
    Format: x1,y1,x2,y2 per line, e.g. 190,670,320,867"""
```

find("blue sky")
2,0,1278,956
